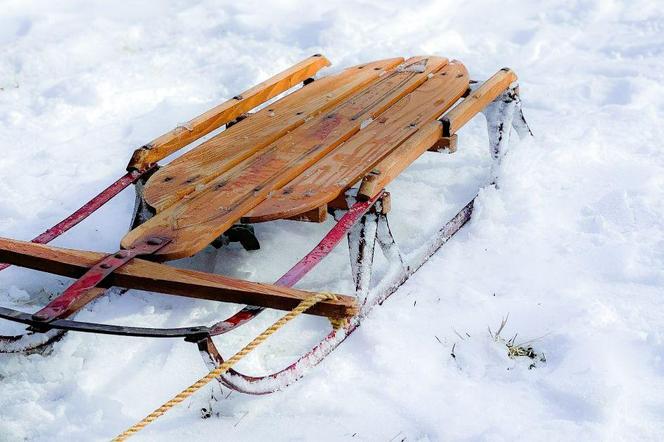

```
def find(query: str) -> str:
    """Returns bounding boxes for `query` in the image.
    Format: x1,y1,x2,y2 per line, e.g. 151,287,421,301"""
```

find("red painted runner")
0,169,147,272
276,192,383,287
208,192,383,336
31,236,169,322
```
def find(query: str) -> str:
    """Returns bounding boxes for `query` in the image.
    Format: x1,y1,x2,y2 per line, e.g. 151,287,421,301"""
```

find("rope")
328,316,349,330
113,292,339,441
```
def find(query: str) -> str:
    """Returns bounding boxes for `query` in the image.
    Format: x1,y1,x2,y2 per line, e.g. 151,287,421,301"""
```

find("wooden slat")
357,121,443,200
0,237,357,319
286,205,328,223
126,54,331,171
143,58,404,212
122,56,448,260
441,67,517,136
244,61,469,223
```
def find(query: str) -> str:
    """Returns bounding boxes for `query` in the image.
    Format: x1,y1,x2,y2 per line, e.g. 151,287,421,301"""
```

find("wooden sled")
0,54,531,394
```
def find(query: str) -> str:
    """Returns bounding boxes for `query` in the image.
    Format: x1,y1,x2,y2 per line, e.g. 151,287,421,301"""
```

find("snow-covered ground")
1,0,664,440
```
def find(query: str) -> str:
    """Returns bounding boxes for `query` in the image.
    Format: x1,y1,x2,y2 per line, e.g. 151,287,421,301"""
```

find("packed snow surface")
1,0,664,440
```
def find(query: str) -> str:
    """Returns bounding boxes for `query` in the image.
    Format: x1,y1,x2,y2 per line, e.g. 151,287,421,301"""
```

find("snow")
1,0,664,440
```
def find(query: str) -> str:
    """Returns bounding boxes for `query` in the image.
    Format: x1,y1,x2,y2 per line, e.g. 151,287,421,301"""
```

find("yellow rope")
113,292,338,441
328,316,349,330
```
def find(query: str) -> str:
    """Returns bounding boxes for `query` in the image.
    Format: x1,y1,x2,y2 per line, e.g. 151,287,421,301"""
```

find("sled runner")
0,54,531,395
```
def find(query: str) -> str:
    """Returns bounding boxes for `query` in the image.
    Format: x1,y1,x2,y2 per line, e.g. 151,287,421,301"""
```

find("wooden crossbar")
0,237,357,319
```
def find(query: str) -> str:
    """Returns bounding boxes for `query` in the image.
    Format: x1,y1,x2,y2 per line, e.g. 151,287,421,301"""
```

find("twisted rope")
113,292,338,441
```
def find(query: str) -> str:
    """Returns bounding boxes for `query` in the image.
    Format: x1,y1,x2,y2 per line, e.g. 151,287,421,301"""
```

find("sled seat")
122,56,483,261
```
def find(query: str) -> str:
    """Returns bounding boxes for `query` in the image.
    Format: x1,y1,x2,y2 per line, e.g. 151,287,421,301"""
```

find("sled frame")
0,56,531,397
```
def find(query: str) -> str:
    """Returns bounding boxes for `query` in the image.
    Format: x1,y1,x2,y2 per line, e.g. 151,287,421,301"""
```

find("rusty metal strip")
31,237,171,323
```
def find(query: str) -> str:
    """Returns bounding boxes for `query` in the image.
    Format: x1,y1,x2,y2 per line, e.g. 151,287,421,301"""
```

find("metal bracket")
0,306,210,340
348,210,378,299
479,82,533,182
130,166,159,230
342,192,405,300
211,224,260,251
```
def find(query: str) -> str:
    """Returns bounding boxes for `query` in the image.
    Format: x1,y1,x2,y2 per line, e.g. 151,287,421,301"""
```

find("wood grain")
0,237,357,319
143,58,405,212
428,133,458,153
122,56,448,260
441,67,517,135
244,61,469,223
286,205,328,223
357,120,443,200
126,54,331,171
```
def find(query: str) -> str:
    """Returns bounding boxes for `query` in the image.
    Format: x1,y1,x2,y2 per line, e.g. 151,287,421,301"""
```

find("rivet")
100,263,112,269
31,312,49,321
